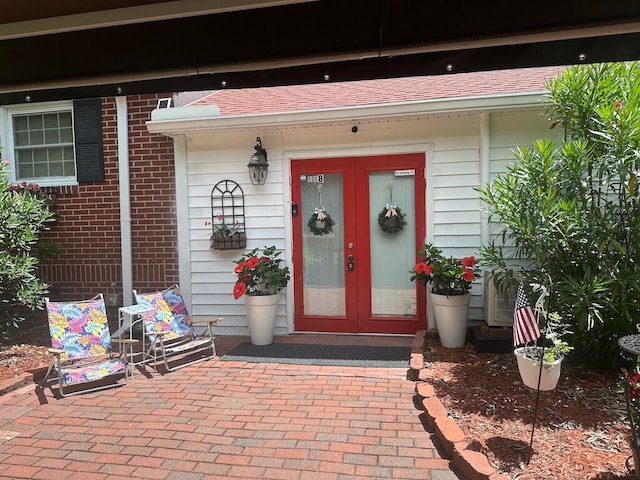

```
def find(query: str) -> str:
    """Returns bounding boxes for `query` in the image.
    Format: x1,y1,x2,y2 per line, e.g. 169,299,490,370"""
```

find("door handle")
347,255,355,271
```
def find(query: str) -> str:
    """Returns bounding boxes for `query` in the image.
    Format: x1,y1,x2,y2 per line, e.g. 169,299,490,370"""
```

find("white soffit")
146,91,548,135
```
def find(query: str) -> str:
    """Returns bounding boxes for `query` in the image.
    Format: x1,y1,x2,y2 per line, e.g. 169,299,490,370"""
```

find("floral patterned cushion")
134,291,181,342
46,297,113,361
61,359,127,386
161,286,194,337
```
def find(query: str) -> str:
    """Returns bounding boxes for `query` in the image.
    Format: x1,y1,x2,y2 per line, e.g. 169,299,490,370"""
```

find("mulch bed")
422,332,633,479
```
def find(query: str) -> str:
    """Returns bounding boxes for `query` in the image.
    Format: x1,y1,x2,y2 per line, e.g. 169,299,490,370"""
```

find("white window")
1,102,77,186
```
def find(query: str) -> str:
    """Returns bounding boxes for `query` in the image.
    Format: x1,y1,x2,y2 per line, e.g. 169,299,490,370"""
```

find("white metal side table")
117,304,153,376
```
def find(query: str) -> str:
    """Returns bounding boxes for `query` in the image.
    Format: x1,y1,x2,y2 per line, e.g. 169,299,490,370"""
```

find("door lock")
346,255,355,271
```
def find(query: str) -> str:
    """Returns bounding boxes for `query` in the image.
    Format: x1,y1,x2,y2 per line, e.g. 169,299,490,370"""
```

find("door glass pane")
301,173,345,316
369,172,416,316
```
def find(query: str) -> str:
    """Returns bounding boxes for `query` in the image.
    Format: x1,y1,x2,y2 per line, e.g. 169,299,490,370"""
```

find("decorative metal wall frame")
210,180,246,250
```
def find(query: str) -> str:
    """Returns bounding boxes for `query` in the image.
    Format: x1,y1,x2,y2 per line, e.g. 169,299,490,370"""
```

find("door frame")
282,143,433,334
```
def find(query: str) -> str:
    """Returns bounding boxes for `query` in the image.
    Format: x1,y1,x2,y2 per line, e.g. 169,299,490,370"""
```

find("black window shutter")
73,98,104,182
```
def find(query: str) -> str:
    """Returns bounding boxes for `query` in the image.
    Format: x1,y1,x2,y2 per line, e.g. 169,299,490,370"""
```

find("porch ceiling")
1,1,640,104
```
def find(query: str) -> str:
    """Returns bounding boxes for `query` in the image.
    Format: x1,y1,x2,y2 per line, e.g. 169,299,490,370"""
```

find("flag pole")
512,279,547,465
526,340,545,464
526,279,551,464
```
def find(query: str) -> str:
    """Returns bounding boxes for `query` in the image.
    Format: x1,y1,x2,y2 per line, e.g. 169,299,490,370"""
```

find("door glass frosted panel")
369,172,416,316
301,173,345,316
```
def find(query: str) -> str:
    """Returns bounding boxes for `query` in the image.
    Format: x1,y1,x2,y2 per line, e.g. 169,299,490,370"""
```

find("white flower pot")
430,292,471,348
514,346,563,391
245,293,280,345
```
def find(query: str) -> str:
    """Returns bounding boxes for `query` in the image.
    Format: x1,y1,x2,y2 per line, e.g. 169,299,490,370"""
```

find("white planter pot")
245,293,280,346
430,292,471,348
514,346,563,391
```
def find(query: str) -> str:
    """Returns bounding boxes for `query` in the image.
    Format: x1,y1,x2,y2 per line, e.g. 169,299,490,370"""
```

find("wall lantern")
247,137,269,185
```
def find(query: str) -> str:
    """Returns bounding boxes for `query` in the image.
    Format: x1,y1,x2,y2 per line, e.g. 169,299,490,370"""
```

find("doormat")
220,342,409,367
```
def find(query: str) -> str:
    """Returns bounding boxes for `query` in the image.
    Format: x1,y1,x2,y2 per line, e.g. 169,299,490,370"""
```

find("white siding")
172,106,556,333
479,108,559,318
185,134,289,334
489,108,560,177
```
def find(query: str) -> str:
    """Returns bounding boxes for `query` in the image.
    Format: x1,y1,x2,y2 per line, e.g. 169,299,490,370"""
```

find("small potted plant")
515,312,573,390
410,243,480,347
233,245,290,345
514,283,573,390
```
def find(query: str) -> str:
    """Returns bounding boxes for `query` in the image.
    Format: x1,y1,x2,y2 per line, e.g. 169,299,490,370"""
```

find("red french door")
291,153,426,334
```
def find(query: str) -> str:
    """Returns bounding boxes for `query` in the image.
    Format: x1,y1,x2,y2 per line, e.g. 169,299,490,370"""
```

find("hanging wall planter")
211,231,247,250
210,180,246,250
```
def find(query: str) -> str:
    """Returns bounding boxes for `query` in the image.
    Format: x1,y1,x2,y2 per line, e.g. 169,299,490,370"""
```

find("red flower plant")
233,282,247,300
232,246,290,298
410,243,481,296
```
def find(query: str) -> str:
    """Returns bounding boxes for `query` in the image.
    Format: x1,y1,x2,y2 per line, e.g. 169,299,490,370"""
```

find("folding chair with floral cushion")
133,284,221,372
45,294,137,397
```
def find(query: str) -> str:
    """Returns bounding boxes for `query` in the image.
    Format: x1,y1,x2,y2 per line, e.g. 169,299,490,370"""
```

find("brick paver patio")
0,335,460,480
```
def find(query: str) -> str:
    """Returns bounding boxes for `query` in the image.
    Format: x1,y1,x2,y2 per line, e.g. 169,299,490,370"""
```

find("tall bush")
478,62,640,370
0,160,57,339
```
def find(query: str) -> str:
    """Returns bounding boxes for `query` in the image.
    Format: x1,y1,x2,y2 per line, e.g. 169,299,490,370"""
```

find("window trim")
1,100,78,187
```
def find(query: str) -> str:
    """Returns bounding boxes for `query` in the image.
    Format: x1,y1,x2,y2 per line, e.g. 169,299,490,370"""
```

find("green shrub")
0,161,57,339
478,62,640,370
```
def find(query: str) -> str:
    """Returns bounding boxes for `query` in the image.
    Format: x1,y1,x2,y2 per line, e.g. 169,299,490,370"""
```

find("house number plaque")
300,174,325,183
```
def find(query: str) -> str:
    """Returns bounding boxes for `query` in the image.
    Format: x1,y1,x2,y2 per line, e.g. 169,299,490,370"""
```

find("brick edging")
0,365,48,397
411,330,510,480
0,372,33,396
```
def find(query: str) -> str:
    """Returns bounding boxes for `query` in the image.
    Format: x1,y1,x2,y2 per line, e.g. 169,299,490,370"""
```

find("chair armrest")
47,348,65,356
111,339,139,345
192,317,223,326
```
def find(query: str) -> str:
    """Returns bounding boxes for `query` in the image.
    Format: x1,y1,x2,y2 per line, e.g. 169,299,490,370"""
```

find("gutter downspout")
116,96,133,306
479,112,490,247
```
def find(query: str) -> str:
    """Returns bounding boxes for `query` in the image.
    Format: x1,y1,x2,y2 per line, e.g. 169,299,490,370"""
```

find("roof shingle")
185,66,563,115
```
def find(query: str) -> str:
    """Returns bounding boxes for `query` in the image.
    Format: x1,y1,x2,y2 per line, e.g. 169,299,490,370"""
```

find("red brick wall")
39,94,178,302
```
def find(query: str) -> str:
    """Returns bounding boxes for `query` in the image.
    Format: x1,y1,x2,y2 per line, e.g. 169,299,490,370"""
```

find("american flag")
513,282,541,346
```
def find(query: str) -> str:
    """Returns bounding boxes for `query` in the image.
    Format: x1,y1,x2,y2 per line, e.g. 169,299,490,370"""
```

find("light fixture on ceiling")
247,137,269,185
